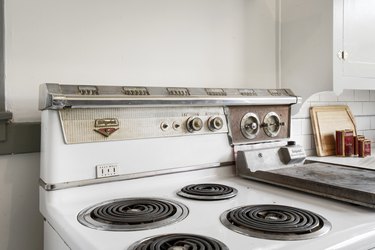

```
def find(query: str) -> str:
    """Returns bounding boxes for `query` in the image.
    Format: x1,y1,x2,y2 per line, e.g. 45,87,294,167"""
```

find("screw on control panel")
160,122,169,131
172,122,181,130
258,153,263,158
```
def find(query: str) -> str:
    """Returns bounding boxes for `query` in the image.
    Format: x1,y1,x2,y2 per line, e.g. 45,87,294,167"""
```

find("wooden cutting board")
310,105,357,156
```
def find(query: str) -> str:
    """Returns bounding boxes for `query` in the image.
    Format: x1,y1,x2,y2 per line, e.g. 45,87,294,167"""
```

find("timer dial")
240,113,260,139
262,112,284,137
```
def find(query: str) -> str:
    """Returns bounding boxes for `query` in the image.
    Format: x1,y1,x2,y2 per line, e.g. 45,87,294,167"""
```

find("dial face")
263,112,281,137
240,113,260,139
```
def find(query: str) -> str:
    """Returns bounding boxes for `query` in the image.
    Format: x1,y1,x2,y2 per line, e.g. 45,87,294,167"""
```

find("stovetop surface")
40,166,375,250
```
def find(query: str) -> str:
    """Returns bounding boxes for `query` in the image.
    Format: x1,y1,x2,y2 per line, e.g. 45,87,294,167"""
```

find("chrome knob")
240,112,260,139
263,112,282,137
245,122,258,130
208,116,224,131
186,117,203,132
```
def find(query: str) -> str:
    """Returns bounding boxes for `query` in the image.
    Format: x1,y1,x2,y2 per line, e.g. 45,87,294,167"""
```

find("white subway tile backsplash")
319,91,337,102
301,135,313,150
362,102,375,115
338,90,355,101
308,93,320,102
292,134,313,150
364,130,375,142
304,149,316,156
293,101,311,119
311,136,316,150
291,119,302,136
293,90,375,156
355,90,370,101
346,102,363,115
355,116,371,130
357,130,365,136
302,119,312,135
291,134,302,145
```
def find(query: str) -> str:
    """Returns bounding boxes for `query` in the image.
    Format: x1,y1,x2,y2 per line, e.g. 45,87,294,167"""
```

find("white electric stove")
39,84,375,250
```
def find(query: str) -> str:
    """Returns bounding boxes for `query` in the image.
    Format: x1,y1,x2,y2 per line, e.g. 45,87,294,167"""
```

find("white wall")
1,1,279,249
5,0,278,122
280,0,333,104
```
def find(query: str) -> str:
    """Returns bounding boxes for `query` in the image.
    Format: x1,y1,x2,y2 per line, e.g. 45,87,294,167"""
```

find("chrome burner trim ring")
128,233,229,250
177,183,238,201
77,197,189,231
220,204,331,241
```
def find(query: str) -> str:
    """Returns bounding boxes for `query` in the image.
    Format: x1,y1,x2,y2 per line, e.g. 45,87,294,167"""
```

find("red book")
344,129,354,157
354,135,365,156
364,140,371,157
335,130,345,156
357,137,371,158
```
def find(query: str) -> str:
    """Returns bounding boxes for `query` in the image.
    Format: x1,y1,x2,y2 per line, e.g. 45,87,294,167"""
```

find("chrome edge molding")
39,83,300,110
40,162,235,191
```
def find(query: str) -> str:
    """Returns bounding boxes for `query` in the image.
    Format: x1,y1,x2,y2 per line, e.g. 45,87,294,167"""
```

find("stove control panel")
58,107,228,144
227,105,290,145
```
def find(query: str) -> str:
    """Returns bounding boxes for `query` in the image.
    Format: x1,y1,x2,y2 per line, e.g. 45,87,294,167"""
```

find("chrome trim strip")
39,83,300,110
40,162,234,191
45,96,299,109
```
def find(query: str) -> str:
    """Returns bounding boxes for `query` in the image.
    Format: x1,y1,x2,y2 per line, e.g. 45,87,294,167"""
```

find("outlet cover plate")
96,163,119,178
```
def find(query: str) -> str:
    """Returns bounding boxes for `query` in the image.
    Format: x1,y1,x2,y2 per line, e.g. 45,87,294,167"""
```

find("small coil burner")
77,198,188,231
128,233,229,250
177,183,238,200
220,204,331,240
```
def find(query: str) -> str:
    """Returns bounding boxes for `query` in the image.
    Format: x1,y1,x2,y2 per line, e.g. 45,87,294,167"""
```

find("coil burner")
177,183,238,200
220,204,331,240
77,198,189,231
128,234,229,250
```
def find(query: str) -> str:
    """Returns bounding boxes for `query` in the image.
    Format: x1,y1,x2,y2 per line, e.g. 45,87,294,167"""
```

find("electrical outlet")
96,164,119,178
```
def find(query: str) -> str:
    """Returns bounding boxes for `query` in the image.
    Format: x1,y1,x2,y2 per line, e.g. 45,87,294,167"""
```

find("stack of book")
336,130,371,157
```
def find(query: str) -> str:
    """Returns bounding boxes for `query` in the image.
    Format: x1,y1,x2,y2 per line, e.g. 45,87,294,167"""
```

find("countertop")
307,153,375,170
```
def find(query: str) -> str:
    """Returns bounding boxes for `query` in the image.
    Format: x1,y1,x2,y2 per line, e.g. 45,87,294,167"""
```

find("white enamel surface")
41,110,233,184
41,167,375,250
44,221,70,250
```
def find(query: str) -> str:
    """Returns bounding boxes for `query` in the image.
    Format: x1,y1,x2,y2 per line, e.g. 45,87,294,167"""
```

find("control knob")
262,112,284,137
208,116,224,131
240,112,260,139
186,117,203,132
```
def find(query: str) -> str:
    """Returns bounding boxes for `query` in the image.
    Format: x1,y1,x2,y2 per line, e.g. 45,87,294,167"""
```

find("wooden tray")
310,105,357,156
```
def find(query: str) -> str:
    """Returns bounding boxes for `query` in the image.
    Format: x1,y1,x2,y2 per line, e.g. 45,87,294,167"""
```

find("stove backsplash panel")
227,105,291,145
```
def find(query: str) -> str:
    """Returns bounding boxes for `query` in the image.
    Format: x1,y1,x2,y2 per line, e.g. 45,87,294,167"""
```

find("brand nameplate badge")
94,118,119,137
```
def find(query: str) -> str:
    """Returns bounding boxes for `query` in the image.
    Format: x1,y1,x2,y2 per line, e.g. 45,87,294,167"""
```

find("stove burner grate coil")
177,183,238,200
128,233,229,250
77,198,188,231
220,204,331,240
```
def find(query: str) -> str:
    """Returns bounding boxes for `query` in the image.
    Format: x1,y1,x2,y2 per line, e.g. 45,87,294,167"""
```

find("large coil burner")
77,198,189,231
177,183,238,200
220,204,331,240
128,234,229,250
